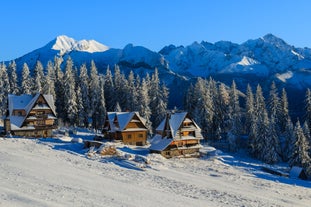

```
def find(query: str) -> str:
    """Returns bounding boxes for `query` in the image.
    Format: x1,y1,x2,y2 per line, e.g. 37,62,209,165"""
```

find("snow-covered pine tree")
184,83,195,117
282,119,295,162
249,84,267,157
104,66,115,112
95,76,106,130
7,60,19,94
149,68,168,128
63,57,78,125
89,60,100,128
113,65,128,110
137,78,152,133
54,56,65,121
302,121,311,158
218,83,230,133
227,80,242,152
75,84,84,127
189,78,214,139
21,63,33,94
126,70,138,111
279,88,290,133
32,60,45,94
245,84,255,135
305,88,311,131
78,64,90,127
0,63,10,116
209,78,222,140
268,81,282,134
289,120,311,170
44,61,56,99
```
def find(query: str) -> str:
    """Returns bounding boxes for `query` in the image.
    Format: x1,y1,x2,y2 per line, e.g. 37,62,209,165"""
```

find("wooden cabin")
103,112,148,146
149,112,203,158
4,93,57,137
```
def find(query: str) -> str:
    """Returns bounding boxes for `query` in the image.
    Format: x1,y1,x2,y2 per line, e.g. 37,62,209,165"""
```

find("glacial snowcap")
51,35,109,55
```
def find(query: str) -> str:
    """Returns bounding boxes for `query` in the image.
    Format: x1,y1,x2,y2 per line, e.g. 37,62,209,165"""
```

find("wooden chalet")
149,112,203,158
103,112,148,146
4,93,57,137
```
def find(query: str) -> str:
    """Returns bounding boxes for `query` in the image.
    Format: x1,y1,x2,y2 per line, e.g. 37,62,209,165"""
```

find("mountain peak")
50,35,109,55
262,33,289,47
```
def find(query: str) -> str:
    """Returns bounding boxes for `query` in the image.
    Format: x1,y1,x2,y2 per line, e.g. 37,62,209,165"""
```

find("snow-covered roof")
155,112,202,140
169,112,188,138
149,134,173,151
7,93,57,130
106,111,147,132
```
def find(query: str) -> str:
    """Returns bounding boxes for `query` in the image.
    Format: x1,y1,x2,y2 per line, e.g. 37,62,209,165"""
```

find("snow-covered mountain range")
5,34,311,110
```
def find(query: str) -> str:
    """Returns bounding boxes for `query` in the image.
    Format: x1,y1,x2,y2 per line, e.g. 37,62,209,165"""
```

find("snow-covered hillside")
1,132,310,207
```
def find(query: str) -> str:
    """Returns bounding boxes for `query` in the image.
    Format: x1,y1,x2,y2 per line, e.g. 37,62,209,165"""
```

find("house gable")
150,112,203,158
104,111,148,146
5,93,57,137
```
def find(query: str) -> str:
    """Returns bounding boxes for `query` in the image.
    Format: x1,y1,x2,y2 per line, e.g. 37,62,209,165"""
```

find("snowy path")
0,138,310,207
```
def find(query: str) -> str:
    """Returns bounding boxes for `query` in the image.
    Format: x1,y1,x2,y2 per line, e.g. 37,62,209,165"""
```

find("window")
138,133,144,138
127,134,132,139
37,120,45,126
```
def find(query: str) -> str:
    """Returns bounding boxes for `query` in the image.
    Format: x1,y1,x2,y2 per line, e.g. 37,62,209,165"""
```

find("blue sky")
1,0,311,61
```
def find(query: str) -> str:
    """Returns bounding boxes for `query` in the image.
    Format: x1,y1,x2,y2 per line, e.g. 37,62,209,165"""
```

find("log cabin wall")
121,131,147,146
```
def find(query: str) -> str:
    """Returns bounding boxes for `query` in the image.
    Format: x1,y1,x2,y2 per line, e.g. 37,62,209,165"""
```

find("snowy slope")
1,133,311,207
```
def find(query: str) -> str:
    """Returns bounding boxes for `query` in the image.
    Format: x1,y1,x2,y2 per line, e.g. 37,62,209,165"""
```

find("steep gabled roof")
106,111,147,132
155,112,202,139
7,93,56,129
149,134,173,151
169,112,187,138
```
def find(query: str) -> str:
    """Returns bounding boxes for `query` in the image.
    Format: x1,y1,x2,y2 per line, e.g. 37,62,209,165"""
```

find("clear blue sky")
1,0,311,61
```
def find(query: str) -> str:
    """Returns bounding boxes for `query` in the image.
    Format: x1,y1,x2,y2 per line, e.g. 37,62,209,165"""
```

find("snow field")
0,136,310,207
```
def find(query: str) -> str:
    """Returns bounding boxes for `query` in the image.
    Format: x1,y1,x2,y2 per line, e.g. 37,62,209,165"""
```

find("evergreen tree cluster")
0,59,168,132
1,59,311,175
185,78,311,175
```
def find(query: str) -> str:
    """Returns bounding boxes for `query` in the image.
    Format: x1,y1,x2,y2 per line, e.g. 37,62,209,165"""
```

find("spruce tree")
305,88,311,131
137,78,152,133
227,80,241,152
126,70,138,111
76,84,84,127
21,63,33,94
54,56,65,122
7,60,19,94
283,119,295,162
245,84,255,135
289,120,311,169
268,81,282,134
0,63,10,116
95,76,106,130
44,61,56,99
280,88,290,133
104,66,115,111
79,64,90,126
63,57,77,125
149,68,168,128
89,60,100,128
33,60,45,94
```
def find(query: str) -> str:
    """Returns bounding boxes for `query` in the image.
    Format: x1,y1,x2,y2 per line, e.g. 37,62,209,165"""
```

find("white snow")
52,35,109,55
276,71,294,83
0,131,311,207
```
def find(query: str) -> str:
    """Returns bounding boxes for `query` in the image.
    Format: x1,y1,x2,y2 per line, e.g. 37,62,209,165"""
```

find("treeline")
1,58,311,174
0,58,169,132
185,77,311,175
